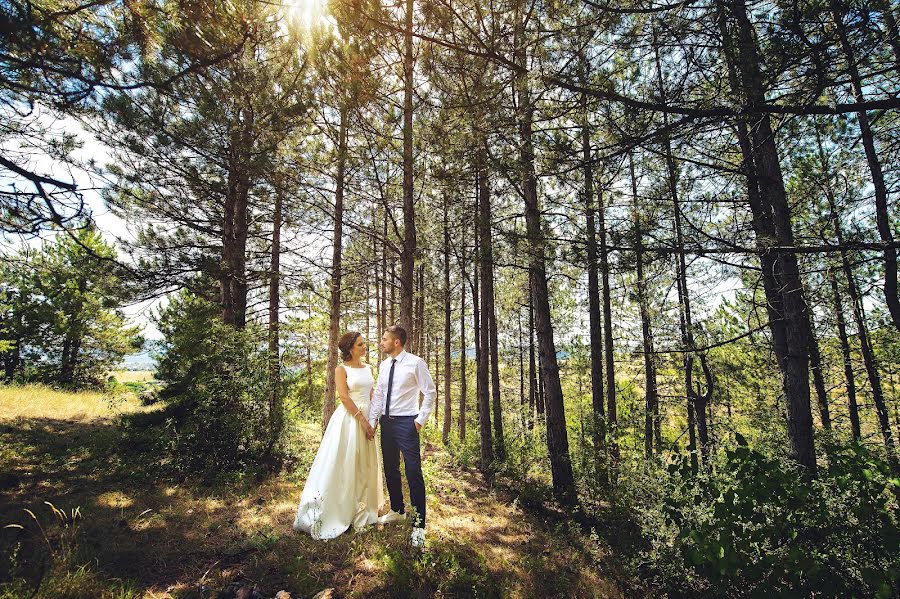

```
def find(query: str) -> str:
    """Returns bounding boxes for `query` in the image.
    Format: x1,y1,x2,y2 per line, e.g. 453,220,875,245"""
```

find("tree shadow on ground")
1,410,624,598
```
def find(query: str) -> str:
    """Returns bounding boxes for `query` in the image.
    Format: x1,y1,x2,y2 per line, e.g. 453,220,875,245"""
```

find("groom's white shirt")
368,350,437,428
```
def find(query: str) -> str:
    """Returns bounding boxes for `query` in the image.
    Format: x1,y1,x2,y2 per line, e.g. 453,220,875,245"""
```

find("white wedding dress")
293,364,385,539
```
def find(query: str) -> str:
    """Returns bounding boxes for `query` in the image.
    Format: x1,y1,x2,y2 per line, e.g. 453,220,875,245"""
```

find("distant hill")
118,340,161,371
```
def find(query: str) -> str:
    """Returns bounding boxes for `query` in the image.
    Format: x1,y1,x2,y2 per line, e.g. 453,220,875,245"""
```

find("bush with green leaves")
153,290,284,472
620,436,899,597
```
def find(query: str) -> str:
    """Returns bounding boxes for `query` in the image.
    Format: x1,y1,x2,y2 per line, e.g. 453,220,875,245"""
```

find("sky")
2,109,166,340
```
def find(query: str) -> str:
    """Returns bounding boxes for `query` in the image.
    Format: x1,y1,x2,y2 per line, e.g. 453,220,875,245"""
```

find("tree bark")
443,193,453,445
528,280,537,430
399,0,417,345
581,85,607,480
459,234,468,442
830,269,860,441
597,186,616,468
629,152,658,461
829,198,898,466
721,0,817,470
221,103,253,329
475,149,494,471
829,0,900,331
477,142,505,460
322,106,348,433
267,186,283,449
516,14,575,505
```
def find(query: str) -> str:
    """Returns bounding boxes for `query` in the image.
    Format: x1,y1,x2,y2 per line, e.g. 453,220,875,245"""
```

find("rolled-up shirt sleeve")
414,357,437,427
369,363,386,428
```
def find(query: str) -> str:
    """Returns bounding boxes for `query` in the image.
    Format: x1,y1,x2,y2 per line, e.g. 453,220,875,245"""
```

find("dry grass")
0,384,624,599
110,370,157,383
0,383,153,422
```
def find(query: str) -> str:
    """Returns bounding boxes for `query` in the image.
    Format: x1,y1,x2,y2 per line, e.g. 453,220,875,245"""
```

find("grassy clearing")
0,385,622,598
0,384,153,422
110,370,157,383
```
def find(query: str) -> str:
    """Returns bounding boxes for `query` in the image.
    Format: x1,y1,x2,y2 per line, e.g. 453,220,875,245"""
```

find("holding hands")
353,408,376,440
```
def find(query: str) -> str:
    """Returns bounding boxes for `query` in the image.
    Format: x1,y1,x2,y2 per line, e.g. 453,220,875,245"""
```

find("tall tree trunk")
874,0,900,71
460,236,468,442
382,211,388,335
306,294,313,405
597,187,616,468
829,199,898,466
654,30,710,460
629,152,658,461
516,16,575,505
473,171,481,367
808,324,832,431
375,225,382,363
528,281,537,430
390,261,396,325
222,104,253,329
829,0,900,331
518,306,527,433
477,142,505,460
415,264,425,353
443,194,453,445
581,86,607,481
721,0,817,470
399,0,417,345
830,269,860,441
475,148,494,470
322,106,348,432
267,187,283,450
814,123,863,444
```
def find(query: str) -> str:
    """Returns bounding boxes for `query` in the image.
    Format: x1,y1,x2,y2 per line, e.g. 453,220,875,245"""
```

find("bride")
293,331,385,539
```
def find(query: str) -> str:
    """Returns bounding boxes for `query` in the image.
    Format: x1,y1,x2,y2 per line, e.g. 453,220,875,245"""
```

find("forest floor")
0,383,626,598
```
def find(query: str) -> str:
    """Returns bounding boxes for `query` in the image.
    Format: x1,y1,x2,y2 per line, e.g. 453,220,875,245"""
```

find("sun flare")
285,0,329,27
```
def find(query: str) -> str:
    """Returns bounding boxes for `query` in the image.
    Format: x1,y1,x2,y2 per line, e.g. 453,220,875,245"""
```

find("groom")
367,325,436,548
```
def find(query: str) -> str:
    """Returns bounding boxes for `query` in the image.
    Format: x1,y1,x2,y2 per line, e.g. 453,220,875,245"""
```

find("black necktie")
384,358,397,417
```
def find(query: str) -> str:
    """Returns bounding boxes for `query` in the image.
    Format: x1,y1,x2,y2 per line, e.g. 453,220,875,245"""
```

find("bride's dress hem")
292,365,384,541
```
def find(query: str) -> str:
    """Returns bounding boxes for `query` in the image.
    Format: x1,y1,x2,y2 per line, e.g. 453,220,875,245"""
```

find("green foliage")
630,435,900,597
152,290,285,472
0,227,142,388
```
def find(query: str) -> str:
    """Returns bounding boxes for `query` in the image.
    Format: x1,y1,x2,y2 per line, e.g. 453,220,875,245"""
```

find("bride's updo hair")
337,331,362,361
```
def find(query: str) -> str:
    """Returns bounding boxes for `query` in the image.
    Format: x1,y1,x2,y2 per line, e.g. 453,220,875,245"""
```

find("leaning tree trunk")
399,0,417,346
829,0,900,331
808,324,832,431
829,197,898,467
322,106,348,433
516,15,576,505
873,0,900,71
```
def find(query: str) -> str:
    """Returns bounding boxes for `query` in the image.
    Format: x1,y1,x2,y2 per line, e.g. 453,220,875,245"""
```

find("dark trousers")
380,415,426,527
